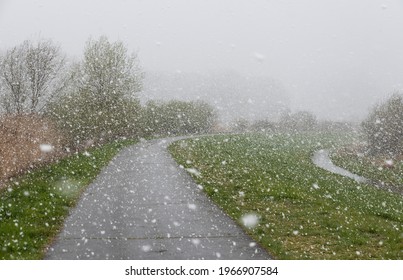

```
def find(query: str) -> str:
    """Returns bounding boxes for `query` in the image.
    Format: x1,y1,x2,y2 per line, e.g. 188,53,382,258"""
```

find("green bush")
362,93,403,155
141,100,217,137
47,92,141,147
279,111,317,132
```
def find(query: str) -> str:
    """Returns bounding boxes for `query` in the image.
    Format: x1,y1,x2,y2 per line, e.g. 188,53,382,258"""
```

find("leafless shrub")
0,39,68,114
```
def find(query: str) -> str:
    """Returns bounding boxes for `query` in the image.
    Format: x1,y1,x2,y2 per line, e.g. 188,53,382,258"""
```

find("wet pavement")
45,138,271,260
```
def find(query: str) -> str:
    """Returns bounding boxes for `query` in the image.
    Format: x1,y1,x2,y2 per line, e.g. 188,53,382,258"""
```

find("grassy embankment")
0,139,136,260
332,151,403,194
169,133,403,259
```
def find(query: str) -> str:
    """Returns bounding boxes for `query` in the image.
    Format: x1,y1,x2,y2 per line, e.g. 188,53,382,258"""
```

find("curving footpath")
313,149,403,195
312,149,368,183
45,138,271,260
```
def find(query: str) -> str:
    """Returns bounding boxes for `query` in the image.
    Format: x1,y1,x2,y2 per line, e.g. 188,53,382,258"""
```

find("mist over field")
1,0,403,123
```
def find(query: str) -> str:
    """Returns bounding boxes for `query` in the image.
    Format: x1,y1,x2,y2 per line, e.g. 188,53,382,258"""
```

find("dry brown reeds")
0,114,66,184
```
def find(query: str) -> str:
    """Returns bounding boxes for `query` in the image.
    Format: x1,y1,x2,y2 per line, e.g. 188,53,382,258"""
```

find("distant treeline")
231,110,356,134
232,94,403,158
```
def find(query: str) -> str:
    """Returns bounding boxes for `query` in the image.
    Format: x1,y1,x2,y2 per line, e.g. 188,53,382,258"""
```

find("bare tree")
0,39,67,114
0,43,28,114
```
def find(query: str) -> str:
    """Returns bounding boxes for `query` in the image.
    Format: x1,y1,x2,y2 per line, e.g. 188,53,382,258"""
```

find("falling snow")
0,1,402,264
39,144,54,153
241,213,260,229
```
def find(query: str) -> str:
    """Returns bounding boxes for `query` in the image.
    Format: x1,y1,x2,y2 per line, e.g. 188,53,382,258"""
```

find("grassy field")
0,139,136,260
169,133,403,259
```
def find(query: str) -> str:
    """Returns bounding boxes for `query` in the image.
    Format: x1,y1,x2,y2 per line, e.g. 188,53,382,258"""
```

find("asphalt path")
45,138,271,260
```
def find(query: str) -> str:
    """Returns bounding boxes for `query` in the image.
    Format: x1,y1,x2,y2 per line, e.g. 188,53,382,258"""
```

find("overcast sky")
1,0,403,121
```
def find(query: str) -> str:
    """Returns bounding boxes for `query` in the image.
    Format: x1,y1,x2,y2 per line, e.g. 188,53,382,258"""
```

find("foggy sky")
1,0,403,121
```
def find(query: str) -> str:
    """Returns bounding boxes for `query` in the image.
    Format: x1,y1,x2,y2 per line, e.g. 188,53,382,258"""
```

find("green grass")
168,133,403,259
0,139,137,260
